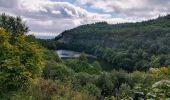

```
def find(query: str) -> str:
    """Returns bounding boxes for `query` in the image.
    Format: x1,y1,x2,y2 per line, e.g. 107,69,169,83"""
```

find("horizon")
0,0,170,39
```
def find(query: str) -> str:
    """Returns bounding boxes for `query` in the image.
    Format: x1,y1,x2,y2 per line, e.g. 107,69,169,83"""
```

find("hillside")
57,15,170,71
0,13,170,100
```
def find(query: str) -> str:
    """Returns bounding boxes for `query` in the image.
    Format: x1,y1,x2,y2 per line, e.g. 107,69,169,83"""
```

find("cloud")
51,10,61,15
0,0,169,39
0,0,18,8
0,0,121,37
77,0,170,19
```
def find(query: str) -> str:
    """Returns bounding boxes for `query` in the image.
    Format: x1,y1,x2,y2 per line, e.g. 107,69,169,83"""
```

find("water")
56,50,114,71
56,50,96,58
56,50,81,58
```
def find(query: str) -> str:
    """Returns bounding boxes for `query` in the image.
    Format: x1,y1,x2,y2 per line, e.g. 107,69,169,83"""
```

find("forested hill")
57,15,170,71
1,13,170,100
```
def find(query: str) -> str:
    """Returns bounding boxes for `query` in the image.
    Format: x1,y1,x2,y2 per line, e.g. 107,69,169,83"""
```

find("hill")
56,15,170,71
1,13,170,100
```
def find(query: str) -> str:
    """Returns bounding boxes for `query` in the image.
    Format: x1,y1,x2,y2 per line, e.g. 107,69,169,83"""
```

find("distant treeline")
40,15,170,71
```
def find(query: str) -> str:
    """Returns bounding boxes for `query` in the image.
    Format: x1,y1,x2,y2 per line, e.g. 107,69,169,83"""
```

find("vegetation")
44,15,170,71
0,13,29,35
0,13,170,100
0,21,43,98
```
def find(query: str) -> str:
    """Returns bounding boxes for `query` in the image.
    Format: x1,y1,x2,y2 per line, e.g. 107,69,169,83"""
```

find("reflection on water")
56,50,81,58
56,50,114,71
56,50,95,58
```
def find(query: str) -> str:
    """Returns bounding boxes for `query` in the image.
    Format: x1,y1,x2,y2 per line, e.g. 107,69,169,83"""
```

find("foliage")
119,84,133,100
0,13,29,35
45,14,170,71
0,28,43,97
0,13,170,100
78,52,88,62
65,58,101,75
97,73,114,97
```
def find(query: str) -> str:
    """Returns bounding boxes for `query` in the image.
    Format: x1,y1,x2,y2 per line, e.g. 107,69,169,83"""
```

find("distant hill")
56,15,170,71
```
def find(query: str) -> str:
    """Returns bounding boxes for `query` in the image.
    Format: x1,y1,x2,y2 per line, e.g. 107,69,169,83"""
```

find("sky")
0,0,170,39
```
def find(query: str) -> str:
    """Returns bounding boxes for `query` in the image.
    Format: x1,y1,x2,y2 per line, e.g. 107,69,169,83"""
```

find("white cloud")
77,0,170,19
52,10,61,15
1,0,170,39
0,0,128,38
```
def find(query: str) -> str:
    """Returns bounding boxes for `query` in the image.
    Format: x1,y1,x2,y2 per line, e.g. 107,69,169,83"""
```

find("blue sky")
0,0,170,39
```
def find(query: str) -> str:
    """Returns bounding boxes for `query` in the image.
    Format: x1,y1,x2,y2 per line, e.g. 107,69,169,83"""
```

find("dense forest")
43,15,170,72
0,13,170,100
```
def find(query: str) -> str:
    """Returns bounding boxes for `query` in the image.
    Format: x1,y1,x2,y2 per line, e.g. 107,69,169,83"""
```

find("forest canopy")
51,15,170,71
0,14,170,100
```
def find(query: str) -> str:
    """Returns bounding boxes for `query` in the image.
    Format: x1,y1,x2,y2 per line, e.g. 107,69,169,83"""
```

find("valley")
0,13,170,100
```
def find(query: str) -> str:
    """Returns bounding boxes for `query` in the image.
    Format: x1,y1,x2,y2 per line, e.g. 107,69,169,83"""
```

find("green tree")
0,28,43,96
85,83,101,97
92,61,102,71
0,13,29,35
128,71,145,87
48,63,71,81
78,52,88,62
72,72,95,89
119,83,133,100
97,73,114,97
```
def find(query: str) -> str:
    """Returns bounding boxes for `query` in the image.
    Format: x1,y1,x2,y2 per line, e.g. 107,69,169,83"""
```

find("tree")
110,70,128,89
72,72,95,89
149,80,170,99
0,13,29,35
0,28,43,96
78,52,88,62
48,63,71,81
85,83,101,97
97,73,114,97
128,71,145,87
92,61,102,71
119,83,133,100
168,66,170,78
